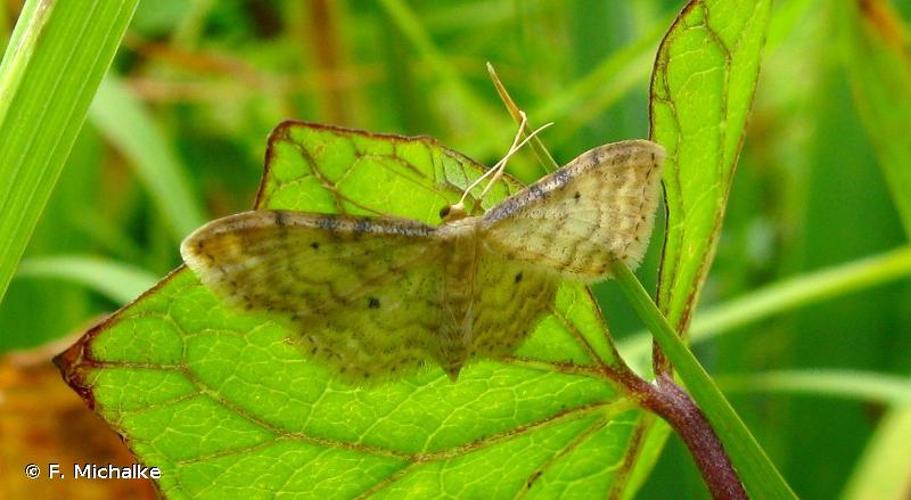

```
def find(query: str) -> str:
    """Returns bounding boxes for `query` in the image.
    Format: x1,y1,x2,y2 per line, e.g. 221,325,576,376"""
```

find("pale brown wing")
181,210,446,383
420,234,559,379
481,140,664,281
468,252,558,359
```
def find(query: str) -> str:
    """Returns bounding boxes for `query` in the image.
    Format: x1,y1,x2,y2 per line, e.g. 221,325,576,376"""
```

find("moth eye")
439,205,451,218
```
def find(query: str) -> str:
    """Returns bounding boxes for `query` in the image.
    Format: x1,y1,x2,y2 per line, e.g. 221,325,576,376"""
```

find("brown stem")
652,341,672,379
306,0,349,123
619,370,747,499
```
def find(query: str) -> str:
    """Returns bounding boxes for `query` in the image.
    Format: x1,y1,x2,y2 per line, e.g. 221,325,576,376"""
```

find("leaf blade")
651,0,772,331
643,1,797,498
58,122,654,497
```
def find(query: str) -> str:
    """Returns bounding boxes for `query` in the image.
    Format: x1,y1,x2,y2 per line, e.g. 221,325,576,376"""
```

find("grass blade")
0,0,138,303
842,407,911,500
717,370,911,405
89,76,206,241
839,0,911,236
16,255,157,305
611,261,797,499
619,246,911,362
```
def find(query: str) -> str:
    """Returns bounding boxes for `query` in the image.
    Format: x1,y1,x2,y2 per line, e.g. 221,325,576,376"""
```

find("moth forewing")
480,139,665,282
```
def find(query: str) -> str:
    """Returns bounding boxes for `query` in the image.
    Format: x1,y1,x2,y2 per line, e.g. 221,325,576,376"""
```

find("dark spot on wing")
514,272,523,284
274,211,286,226
574,191,581,201
310,241,320,250
368,297,381,309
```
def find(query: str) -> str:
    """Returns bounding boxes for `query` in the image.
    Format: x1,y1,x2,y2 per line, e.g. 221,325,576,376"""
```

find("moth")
181,134,664,383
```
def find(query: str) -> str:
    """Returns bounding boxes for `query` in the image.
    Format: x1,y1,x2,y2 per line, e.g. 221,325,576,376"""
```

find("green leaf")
641,1,797,498
650,0,772,331
839,0,911,237
0,0,138,303
58,123,660,498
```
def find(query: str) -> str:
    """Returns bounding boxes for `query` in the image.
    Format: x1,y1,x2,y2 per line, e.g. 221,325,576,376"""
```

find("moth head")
439,202,469,223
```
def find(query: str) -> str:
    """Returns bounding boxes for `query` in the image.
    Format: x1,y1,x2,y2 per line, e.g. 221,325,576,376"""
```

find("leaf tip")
53,331,98,410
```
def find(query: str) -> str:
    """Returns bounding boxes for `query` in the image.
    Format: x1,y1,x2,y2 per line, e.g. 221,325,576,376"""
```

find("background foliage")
1,1,910,498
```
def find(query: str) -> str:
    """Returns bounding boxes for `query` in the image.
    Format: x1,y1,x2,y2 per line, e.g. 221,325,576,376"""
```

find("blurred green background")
1,0,910,498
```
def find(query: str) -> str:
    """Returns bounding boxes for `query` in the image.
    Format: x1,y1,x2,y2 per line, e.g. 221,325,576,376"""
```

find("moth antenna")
452,112,552,211
477,117,552,202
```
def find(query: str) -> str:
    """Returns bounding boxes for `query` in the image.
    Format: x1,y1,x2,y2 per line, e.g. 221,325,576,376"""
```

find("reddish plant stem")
614,368,747,499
